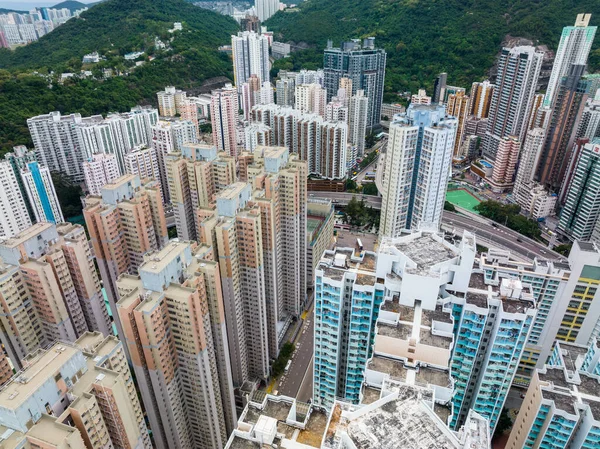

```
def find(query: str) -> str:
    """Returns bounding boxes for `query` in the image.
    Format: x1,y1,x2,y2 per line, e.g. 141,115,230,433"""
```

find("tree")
555,243,572,257
493,408,512,439
444,200,456,212
343,196,368,228
365,132,376,149
50,172,84,219
362,183,378,196
345,178,358,192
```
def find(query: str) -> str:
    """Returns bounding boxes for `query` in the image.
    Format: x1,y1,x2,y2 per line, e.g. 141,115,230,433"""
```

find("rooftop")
416,365,452,388
422,305,453,325
25,414,78,446
577,374,600,397
327,383,464,449
582,398,600,420
539,367,572,389
0,344,81,410
420,327,453,348
367,356,408,381
556,342,588,373
393,234,457,272
0,222,54,248
541,389,577,415
139,240,190,275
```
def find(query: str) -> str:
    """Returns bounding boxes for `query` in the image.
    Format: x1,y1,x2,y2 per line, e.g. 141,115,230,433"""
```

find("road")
444,211,563,260
309,192,382,209
278,308,314,399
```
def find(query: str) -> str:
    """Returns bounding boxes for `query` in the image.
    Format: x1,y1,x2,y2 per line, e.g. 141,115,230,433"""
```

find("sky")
0,0,97,10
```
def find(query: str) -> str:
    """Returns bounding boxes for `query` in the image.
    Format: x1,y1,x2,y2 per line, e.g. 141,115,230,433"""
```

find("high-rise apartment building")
578,95,600,140
151,118,198,201
0,160,32,238
276,76,295,107
252,104,348,179
296,69,325,86
0,335,151,449
124,146,162,195
449,276,536,432
0,223,112,351
116,241,233,449
323,38,386,130
211,84,239,157
536,64,589,192
244,122,272,152
325,100,349,124
379,104,457,238
84,175,167,344
232,31,270,88
255,0,279,21
490,135,521,189
166,144,235,242
410,88,432,105
313,246,382,408
241,74,261,120
314,228,476,410
432,72,447,104
470,80,495,118
559,140,600,241
482,46,543,161
544,14,597,108
348,90,369,155
477,242,600,389
447,91,471,159
513,128,557,219
20,161,64,224
295,83,327,116
82,153,120,195
27,111,86,181
4,145,37,222
157,86,187,117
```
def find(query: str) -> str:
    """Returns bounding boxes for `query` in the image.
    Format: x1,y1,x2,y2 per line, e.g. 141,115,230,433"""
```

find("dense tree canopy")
267,0,600,97
0,0,238,154
474,200,542,240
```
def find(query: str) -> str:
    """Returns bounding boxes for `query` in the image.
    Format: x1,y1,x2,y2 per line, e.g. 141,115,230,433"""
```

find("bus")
284,360,292,373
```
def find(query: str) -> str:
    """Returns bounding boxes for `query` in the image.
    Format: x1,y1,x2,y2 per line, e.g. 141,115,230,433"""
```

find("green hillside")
266,0,600,98
0,0,237,153
51,1,92,12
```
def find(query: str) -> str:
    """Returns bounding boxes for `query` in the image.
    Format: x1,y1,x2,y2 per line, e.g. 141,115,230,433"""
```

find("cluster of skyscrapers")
0,7,85,48
3,9,600,449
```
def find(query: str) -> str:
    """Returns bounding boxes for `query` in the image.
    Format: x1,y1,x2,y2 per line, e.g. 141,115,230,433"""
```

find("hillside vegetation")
51,1,93,12
266,0,600,98
0,0,238,153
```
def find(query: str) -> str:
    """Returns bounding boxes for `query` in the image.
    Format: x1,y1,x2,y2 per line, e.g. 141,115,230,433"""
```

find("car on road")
491,222,498,228
516,238,522,242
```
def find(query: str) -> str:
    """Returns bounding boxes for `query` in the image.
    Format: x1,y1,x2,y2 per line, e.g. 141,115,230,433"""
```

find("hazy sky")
0,0,97,10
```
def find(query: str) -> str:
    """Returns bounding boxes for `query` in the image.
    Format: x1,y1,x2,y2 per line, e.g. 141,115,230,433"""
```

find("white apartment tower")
544,14,597,108
379,104,457,238
232,31,270,89
348,90,369,155
157,86,187,117
20,162,65,224
295,83,327,116
82,153,120,196
482,46,543,161
27,111,86,181
0,161,32,238
211,84,240,157
255,0,279,21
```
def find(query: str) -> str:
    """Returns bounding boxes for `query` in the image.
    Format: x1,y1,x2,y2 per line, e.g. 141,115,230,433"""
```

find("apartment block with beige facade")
116,241,234,449
84,174,167,347
0,336,152,449
0,223,112,359
166,143,235,241
0,262,44,369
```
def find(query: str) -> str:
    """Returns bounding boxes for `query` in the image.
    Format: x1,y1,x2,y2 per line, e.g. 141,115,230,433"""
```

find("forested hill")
0,0,238,153
0,0,237,69
51,1,93,12
266,0,600,97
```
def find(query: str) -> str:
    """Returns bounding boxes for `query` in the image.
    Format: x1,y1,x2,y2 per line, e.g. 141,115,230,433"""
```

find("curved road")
307,191,562,261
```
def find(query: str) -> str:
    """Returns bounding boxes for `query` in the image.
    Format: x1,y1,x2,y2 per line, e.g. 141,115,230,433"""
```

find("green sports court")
446,189,481,213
